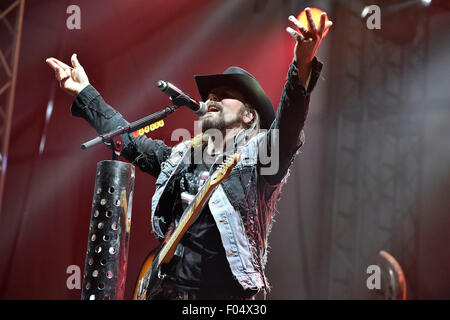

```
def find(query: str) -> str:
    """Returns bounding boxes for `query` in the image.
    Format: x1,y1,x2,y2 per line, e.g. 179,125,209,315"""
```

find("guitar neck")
157,177,213,265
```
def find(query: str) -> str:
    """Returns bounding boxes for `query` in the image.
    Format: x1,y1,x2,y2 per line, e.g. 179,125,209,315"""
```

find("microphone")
157,80,207,116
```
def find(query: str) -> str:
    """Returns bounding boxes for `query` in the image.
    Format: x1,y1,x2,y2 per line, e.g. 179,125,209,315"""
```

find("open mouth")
207,105,221,113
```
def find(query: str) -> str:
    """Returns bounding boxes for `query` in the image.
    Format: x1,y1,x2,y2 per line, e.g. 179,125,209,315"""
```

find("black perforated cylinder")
81,160,135,300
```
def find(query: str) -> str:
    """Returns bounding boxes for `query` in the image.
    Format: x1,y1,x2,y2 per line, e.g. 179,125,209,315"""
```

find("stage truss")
0,0,25,213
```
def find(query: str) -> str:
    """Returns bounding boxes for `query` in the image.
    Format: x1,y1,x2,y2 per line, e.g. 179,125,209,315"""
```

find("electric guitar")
133,153,240,300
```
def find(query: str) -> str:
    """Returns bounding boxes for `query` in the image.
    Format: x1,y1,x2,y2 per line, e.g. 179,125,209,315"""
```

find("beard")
198,107,243,133
199,111,226,132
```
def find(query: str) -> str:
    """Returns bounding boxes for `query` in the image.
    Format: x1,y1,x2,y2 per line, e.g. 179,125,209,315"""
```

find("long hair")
243,102,260,132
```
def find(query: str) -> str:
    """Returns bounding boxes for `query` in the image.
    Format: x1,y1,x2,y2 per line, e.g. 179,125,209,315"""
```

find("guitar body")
133,245,173,300
132,246,158,300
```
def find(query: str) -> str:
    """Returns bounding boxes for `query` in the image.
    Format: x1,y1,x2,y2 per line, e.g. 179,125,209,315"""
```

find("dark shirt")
167,155,244,298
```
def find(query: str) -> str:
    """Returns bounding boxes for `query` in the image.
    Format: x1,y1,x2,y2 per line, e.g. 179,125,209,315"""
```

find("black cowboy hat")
194,67,275,130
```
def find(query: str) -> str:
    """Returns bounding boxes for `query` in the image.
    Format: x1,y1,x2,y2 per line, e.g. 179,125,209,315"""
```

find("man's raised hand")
286,8,333,85
46,53,90,96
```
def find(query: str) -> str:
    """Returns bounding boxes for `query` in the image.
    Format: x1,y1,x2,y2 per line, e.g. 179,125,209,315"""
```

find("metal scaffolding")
0,0,25,213
327,1,428,299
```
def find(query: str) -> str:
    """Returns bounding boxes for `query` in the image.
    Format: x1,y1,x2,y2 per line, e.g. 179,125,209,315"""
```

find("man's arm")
46,54,171,178
260,9,332,185
71,85,172,177
260,58,322,185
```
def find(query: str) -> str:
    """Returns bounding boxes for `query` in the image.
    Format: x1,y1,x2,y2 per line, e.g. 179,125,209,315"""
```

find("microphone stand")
81,104,180,160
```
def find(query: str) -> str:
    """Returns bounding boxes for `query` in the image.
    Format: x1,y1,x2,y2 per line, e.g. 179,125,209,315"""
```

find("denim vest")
150,130,292,293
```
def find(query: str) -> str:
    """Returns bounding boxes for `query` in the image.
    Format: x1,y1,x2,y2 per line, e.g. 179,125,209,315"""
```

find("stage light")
297,8,330,37
421,0,432,6
361,6,371,18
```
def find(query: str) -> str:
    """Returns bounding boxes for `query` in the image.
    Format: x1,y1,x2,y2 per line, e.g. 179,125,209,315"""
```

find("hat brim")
194,73,275,130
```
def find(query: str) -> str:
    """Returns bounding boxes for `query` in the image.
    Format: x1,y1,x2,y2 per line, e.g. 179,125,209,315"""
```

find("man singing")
46,9,332,300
